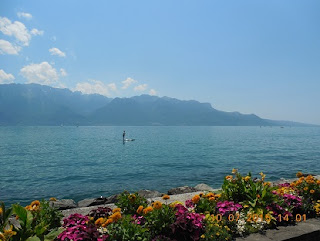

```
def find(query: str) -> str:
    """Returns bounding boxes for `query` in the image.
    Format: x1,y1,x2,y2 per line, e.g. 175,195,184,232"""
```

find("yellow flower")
205,192,215,198
263,182,271,186
209,197,215,202
201,234,205,239
110,212,122,222
243,204,249,208
296,172,303,178
49,197,57,201
216,232,220,236
162,195,170,200
257,194,261,199
112,208,121,213
314,201,320,215
2,226,17,239
26,200,40,211
31,200,40,206
199,192,204,197
95,217,105,226
152,201,162,210
317,180,320,185
143,206,153,215
304,187,309,191
128,194,136,202
192,194,200,204
137,205,144,214
306,175,314,181
244,176,251,182
310,190,315,194
259,172,266,181
232,168,238,174
0,207,3,215
169,201,183,208
225,175,233,181
102,218,113,227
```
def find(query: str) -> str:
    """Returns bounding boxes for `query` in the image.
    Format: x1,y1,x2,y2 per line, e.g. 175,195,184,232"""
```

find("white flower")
236,212,247,236
97,227,108,234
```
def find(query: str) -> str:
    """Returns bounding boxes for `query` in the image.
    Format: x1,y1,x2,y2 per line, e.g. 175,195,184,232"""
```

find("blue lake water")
1,126,320,206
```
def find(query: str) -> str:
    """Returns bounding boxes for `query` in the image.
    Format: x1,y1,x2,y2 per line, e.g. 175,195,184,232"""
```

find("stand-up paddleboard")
124,138,135,142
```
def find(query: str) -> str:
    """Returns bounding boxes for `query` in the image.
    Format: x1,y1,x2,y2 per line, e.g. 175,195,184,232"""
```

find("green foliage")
0,202,12,231
194,194,218,214
10,200,62,241
221,171,277,212
144,204,175,237
116,191,148,215
34,200,62,231
202,214,232,241
107,215,150,241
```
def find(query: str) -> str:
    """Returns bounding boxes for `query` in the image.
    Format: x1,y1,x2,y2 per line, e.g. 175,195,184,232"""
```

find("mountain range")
0,83,314,126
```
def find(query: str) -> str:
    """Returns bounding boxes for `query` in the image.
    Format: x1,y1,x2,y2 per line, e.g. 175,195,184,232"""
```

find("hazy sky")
0,0,319,124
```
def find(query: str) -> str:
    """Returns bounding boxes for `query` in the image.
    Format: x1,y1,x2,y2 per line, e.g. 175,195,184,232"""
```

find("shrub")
116,191,148,215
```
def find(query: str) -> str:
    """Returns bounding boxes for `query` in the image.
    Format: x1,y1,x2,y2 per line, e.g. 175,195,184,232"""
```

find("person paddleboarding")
123,130,126,141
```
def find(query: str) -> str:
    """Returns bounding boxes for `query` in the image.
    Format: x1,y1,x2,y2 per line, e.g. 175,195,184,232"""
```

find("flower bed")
1,170,320,241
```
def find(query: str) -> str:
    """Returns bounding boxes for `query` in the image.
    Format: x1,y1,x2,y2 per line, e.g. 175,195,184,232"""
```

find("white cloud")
30,28,43,36
20,62,60,86
17,12,32,20
74,79,110,96
149,89,157,96
121,77,137,89
60,68,67,77
49,47,66,57
0,17,43,50
0,39,21,54
0,17,31,46
108,83,117,91
134,84,148,91
0,69,15,84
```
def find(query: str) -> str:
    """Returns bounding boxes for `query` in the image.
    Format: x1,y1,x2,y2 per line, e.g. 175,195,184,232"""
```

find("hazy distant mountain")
90,95,267,126
0,84,111,125
0,84,315,126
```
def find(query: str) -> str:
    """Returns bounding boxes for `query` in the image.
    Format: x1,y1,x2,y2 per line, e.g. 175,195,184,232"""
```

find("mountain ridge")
0,83,317,126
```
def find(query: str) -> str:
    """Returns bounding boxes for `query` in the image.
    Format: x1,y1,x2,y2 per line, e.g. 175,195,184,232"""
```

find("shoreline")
4,173,320,241
53,175,320,217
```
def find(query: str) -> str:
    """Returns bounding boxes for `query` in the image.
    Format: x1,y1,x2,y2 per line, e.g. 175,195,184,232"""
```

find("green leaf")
26,236,41,241
262,187,267,199
12,204,28,224
44,228,64,241
26,210,34,229
34,223,48,236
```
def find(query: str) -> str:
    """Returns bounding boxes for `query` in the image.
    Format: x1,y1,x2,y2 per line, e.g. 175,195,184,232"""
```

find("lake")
1,126,320,206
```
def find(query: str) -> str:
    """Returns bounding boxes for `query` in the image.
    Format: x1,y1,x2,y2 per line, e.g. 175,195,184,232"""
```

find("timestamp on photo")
211,213,307,223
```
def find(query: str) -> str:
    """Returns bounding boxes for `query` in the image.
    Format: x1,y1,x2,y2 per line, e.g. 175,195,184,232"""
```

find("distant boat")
124,138,135,142
280,126,284,128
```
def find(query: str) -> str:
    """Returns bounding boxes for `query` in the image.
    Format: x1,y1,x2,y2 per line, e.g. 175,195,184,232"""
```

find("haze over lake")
1,126,319,205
